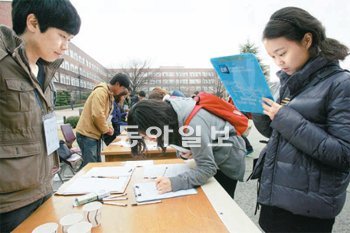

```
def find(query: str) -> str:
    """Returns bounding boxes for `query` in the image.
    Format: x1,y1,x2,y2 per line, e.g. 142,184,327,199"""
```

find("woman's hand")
179,151,193,160
262,97,282,120
155,177,172,194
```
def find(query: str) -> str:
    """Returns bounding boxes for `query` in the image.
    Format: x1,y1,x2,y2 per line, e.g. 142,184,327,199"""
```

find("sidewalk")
55,107,82,125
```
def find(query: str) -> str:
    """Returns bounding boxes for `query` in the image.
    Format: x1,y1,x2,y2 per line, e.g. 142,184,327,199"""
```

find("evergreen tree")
55,90,70,106
239,40,270,81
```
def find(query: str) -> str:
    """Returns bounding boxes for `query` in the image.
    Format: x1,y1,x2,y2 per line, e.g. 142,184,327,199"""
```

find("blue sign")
210,53,273,114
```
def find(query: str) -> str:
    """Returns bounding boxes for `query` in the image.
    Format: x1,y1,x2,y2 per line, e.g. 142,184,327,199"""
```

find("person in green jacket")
0,1,81,232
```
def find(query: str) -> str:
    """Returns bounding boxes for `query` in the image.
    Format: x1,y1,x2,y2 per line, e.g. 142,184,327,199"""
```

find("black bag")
247,146,267,181
102,133,117,146
58,140,73,160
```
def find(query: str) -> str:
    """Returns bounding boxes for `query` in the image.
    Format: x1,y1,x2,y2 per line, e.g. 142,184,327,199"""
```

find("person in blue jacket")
103,94,128,145
251,7,350,232
111,95,128,136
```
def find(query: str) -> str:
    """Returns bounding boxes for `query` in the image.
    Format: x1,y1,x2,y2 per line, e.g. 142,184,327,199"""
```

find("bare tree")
207,74,226,98
213,78,226,98
119,59,158,93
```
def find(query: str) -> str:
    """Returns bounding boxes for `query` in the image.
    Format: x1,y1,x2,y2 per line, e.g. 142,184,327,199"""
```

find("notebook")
210,53,273,113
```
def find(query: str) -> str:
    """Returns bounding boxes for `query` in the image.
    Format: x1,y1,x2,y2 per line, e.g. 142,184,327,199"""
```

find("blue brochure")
210,53,273,114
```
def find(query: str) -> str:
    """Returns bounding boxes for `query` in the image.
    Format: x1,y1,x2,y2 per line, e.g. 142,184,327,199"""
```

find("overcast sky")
70,0,350,78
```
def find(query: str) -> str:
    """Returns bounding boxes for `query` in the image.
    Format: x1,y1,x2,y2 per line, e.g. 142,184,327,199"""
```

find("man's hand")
155,177,172,194
106,127,114,136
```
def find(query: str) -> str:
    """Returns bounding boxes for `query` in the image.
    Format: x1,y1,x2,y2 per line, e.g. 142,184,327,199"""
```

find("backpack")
58,140,73,160
184,92,248,136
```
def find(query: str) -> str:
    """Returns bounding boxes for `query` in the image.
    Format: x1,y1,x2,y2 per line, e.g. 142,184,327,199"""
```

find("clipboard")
133,182,197,203
210,53,274,113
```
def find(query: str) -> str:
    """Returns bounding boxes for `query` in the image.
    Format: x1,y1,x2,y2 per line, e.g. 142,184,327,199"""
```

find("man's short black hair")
110,73,131,88
12,0,81,35
138,91,146,97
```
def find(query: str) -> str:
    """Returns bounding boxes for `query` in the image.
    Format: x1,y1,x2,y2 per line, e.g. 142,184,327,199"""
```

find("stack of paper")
56,167,133,195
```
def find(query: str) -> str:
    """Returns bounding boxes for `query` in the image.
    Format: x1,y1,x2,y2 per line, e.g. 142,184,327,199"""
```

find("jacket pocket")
5,79,34,112
0,142,42,193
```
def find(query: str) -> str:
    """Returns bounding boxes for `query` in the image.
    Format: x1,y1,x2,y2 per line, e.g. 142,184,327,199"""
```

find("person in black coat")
251,6,350,233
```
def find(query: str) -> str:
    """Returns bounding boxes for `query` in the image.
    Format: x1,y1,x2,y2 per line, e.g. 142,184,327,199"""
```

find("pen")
162,166,168,177
108,193,127,197
90,176,119,179
102,201,127,207
131,200,162,206
102,197,128,201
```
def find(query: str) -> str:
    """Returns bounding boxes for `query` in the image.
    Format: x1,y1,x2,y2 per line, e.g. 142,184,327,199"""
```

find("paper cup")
32,222,58,233
59,213,83,233
82,201,102,227
67,221,92,233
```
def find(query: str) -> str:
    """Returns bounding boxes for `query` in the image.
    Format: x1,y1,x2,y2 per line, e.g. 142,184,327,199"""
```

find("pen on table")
102,197,128,201
131,200,162,206
101,201,127,207
108,193,127,197
90,176,119,179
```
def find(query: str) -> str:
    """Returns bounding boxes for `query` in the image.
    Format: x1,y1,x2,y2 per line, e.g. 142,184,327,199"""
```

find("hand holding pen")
155,167,172,194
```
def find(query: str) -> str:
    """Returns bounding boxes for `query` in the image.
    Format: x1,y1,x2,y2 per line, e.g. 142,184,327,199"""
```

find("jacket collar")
277,56,338,98
0,25,63,77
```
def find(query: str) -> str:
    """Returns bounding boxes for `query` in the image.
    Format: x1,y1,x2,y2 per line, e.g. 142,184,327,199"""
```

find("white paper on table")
83,166,133,178
123,160,154,167
56,176,130,195
143,164,192,178
110,140,131,147
134,182,197,203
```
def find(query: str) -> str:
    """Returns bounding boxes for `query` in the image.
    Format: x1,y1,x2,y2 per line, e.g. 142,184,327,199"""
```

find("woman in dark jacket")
252,7,350,232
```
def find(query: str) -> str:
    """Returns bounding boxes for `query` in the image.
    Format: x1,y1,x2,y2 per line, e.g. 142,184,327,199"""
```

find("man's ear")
302,32,313,49
26,13,40,33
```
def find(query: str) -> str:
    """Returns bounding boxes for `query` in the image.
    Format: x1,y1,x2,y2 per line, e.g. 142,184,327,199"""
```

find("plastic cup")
59,213,84,233
82,201,102,227
32,222,58,233
67,221,92,233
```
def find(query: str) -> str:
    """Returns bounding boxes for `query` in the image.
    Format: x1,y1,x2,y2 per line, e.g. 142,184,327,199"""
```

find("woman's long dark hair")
263,7,349,61
127,99,181,157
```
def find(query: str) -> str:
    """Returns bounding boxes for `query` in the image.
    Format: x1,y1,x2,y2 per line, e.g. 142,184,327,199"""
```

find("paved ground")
54,108,350,232
56,107,82,125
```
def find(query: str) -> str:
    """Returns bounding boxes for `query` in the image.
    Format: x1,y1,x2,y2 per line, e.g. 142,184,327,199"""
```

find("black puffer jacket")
253,56,350,219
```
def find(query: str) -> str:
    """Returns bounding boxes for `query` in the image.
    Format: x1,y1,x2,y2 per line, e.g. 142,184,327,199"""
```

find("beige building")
54,43,109,101
111,66,221,97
